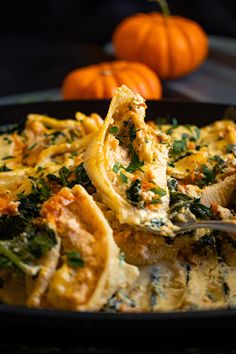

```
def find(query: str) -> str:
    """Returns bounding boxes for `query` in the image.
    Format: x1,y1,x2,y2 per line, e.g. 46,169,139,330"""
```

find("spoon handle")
176,220,236,234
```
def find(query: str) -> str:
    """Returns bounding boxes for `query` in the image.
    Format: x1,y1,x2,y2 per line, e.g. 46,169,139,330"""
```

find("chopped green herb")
58,166,71,187
18,179,51,219
74,163,91,186
126,145,144,173
0,164,12,172
67,251,84,268
113,162,122,174
69,152,78,159
184,124,193,133
198,164,215,187
2,155,14,160
181,133,189,140
126,179,142,205
120,172,128,183
194,127,200,140
170,139,187,157
37,166,46,173
109,126,119,135
189,198,213,219
226,144,236,155
170,192,212,219
150,187,166,197
27,142,37,151
0,222,57,275
150,199,161,205
211,155,223,163
3,136,12,144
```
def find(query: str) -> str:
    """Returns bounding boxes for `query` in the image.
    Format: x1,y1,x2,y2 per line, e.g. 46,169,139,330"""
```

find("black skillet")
0,99,235,346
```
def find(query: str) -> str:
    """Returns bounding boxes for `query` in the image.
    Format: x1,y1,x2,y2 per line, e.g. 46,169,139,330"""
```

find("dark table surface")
0,36,235,105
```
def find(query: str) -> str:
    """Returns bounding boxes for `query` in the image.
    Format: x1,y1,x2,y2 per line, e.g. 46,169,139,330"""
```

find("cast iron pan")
0,99,235,345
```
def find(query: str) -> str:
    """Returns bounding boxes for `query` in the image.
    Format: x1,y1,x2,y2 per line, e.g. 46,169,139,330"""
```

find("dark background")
0,0,235,95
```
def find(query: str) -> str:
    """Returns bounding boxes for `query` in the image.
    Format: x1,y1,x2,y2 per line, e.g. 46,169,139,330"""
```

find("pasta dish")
0,85,236,312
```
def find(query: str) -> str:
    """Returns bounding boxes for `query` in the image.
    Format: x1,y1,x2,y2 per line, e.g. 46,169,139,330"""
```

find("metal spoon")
175,220,236,234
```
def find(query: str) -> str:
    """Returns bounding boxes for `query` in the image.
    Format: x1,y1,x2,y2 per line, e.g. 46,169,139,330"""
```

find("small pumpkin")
62,60,162,100
113,0,208,79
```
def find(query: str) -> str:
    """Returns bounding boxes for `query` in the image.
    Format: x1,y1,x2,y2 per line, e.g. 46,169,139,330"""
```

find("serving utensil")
175,219,236,234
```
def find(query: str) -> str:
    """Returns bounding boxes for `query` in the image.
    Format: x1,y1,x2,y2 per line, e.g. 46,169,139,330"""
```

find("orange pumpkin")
62,61,162,99
113,0,208,79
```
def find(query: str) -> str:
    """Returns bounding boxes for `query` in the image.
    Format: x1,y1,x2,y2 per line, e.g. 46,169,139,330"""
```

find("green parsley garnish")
126,145,144,173
113,162,122,174
149,187,166,197
109,126,119,135
67,251,84,268
58,166,71,187
2,155,14,160
27,142,37,151
0,164,12,172
3,136,12,144
120,172,128,183
171,139,187,157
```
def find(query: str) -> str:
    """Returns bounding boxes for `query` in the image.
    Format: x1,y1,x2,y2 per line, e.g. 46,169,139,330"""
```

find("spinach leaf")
189,198,213,219
198,164,215,187
18,179,51,219
126,145,144,173
120,172,128,183
167,178,178,191
59,166,71,187
0,164,12,172
74,163,92,187
0,215,28,240
170,139,187,157
126,179,142,205
0,222,57,276
170,192,212,219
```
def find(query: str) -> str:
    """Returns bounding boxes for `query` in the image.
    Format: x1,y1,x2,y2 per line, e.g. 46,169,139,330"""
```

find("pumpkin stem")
148,0,170,17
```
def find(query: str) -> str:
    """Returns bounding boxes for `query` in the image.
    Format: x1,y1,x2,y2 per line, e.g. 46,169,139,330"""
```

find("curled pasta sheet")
0,133,25,169
26,231,61,308
85,85,173,233
41,185,139,311
200,120,236,156
23,113,102,167
35,134,94,175
0,168,34,198
201,174,236,207
75,112,103,134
